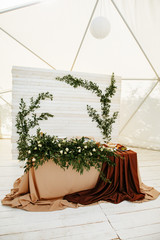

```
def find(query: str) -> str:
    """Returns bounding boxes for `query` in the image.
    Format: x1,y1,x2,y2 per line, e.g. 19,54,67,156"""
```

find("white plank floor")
0,139,160,240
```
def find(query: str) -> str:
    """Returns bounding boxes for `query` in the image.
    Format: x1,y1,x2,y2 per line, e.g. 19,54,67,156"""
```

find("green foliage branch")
15,92,118,182
16,92,54,161
56,73,118,142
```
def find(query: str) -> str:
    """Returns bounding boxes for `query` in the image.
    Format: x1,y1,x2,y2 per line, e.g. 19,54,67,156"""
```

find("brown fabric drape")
64,150,145,204
1,150,159,211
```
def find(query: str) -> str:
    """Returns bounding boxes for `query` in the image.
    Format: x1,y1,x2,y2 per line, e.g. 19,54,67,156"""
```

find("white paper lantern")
90,16,111,39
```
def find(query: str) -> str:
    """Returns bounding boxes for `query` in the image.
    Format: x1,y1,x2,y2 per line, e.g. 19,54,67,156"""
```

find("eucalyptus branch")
87,105,102,126
56,75,102,97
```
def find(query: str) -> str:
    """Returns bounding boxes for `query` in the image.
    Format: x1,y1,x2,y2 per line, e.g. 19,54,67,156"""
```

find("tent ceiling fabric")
0,0,156,80
0,0,160,150
114,0,160,78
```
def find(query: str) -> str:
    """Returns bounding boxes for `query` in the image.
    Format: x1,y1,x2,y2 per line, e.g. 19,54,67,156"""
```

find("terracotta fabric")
64,150,145,204
1,150,159,211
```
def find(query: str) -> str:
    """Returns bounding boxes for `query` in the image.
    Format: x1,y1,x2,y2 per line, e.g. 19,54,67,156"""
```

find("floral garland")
26,129,116,182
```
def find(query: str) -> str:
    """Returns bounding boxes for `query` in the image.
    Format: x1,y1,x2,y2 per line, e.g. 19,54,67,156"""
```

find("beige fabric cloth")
136,166,159,202
1,160,159,211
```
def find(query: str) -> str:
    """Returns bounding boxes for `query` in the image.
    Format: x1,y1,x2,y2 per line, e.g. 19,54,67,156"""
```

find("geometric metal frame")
70,0,160,134
0,0,159,137
110,0,160,133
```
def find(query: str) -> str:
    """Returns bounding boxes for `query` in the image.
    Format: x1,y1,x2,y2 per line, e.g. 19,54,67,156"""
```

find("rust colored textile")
64,150,145,204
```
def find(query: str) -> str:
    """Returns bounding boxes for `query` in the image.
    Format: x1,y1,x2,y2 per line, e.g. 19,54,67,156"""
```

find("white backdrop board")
12,66,121,160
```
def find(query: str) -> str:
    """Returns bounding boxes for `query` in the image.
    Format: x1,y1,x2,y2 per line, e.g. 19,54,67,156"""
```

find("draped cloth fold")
1,150,159,211
64,151,145,204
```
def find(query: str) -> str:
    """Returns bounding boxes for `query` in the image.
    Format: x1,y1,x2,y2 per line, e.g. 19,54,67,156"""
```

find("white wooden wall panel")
12,66,121,160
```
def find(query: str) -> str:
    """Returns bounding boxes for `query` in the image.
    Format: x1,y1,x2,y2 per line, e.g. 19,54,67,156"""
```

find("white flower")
63,139,66,143
100,148,103,152
38,141,41,144
64,152,67,154
52,140,55,143
38,144,42,147
58,144,61,147
32,158,36,162
107,148,113,151
60,150,63,154
65,148,69,152
84,146,87,149
34,147,37,150
89,152,92,156
77,146,81,149
28,150,31,154
92,148,96,152
78,149,81,153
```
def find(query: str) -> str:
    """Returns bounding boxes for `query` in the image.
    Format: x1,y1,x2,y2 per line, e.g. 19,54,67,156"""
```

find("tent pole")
110,0,160,80
122,78,158,81
0,90,11,94
0,1,41,14
119,81,159,134
0,95,11,106
0,27,56,70
70,0,100,71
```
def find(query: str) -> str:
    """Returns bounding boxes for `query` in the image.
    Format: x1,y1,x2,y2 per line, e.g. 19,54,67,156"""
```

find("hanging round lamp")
90,16,111,39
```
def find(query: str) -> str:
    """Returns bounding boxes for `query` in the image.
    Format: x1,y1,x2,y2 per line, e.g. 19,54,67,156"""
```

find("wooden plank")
0,221,117,240
107,208,160,230
0,205,108,234
0,168,24,177
0,176,20,188
140,174,160,180
100,198,160,215
125,232,160,240
117,223,160,239
140,163,160,168
0,206,15,212
141,179,160,187
0,162,19,167
140,166,160,172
